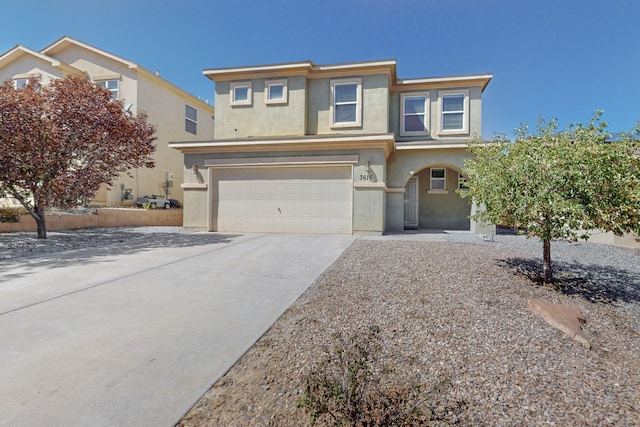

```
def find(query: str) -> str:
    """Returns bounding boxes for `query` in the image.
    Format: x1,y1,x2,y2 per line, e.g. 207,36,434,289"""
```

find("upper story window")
438,89,469,135
401,93,429,136
430,168,446,190
96,79,119,100
13,78,30,89
265,79,287,104
230,81,252,106
185,104,197,135
330,78,362,128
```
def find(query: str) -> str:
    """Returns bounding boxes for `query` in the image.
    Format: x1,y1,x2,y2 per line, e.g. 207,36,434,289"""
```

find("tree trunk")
542,239,552,282
33,205,47,239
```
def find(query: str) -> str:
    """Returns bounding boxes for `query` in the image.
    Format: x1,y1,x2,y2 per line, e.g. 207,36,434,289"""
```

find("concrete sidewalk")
0,233,354,426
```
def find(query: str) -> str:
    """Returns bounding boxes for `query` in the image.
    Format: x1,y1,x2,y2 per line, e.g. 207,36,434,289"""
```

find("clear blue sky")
1,0,638,138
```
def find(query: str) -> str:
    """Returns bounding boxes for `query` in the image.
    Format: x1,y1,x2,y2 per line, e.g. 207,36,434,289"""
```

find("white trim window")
13,78,30,89
330,78,362,127
438,89,469,134
401,92,429,135
185,104,197,135
265,79,287,104
96,79,119,100
430,168,446,190
230,81,252,106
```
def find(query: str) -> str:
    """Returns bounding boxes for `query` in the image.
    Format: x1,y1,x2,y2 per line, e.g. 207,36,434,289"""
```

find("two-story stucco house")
170,59,493,235
0,36,215,206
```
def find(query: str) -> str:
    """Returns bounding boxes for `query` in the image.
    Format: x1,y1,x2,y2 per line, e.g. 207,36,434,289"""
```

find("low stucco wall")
584,230,640,256
0,208,182,233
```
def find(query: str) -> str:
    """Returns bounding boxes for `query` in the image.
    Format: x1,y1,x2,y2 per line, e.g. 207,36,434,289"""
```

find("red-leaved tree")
0,76,156,238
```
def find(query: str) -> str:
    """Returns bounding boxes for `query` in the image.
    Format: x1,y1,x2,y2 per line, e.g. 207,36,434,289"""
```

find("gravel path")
1,228,639,426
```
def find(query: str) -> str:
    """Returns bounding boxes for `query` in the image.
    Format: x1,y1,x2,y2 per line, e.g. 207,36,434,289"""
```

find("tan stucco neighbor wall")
0,38,215,208
136,72,215,204
0,208,182,233
0,56,66,86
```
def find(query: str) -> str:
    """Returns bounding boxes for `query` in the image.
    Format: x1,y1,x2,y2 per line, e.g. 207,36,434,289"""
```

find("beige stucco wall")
136,72,215,204
417,167,470,229
52,47,140,109
385,148,471,232
180,147,388,234
307,74,389,135
352,147,387,233
181,146,479,234
214,76,307,138
387,148,468,188
44,44,215,206
0,57,67,86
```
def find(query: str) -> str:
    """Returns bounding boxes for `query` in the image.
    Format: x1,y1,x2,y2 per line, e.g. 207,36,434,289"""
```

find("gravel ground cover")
179,235,639,426
1,228,638,426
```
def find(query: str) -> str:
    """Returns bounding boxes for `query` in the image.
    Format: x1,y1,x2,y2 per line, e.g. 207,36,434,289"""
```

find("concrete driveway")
0,232,354,426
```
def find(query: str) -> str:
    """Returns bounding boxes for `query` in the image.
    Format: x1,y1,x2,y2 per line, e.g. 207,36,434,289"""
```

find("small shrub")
0,206,27,223
299,325,468,426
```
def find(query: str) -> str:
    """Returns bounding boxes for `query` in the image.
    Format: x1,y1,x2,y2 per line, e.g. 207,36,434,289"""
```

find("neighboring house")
0,36,214,206
170,59,493,235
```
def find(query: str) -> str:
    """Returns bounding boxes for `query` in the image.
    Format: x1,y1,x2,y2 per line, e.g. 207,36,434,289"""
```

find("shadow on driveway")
0,227,239,280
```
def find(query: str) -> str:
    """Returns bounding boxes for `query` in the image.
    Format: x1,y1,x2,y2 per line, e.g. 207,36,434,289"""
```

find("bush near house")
0,207,28,223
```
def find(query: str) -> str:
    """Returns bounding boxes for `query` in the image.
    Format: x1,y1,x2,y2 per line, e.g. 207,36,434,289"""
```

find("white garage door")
213,166,353,234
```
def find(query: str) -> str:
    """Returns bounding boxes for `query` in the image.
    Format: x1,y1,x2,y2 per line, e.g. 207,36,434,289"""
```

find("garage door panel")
218,181,351,201
218,200,352,217
213,166,352,234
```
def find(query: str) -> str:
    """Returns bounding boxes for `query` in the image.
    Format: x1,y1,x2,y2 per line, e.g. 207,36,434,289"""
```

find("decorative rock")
527,298,591,349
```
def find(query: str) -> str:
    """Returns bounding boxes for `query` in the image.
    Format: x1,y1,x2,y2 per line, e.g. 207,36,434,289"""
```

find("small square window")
97,79,119,100
13,78,29,89
265,79,288,104
430,168,446,190
185,104,197,135
330,78,362,128
230,81,252,106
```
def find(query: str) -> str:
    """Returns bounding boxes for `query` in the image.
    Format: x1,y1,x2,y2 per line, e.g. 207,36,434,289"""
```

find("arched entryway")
403,164,471,230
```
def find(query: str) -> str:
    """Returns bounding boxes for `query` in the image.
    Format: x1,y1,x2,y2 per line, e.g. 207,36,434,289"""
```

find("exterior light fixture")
365,161,371,172
191,164,199,174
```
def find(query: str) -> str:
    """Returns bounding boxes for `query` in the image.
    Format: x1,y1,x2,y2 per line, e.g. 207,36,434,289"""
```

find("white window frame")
13,78,30,89
330,78,362,128
430,168,446,191
185,104,197,135
230,81,252,106
264,79,287,105
400,92,429,136
437,89,469,135
96,79,119,100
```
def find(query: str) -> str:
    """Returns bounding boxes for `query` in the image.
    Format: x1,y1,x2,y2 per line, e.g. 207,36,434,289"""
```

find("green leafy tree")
462,112,640,282
0,77,156,238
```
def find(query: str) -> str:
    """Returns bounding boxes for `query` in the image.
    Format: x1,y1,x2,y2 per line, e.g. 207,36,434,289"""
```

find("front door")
403,176,418,228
